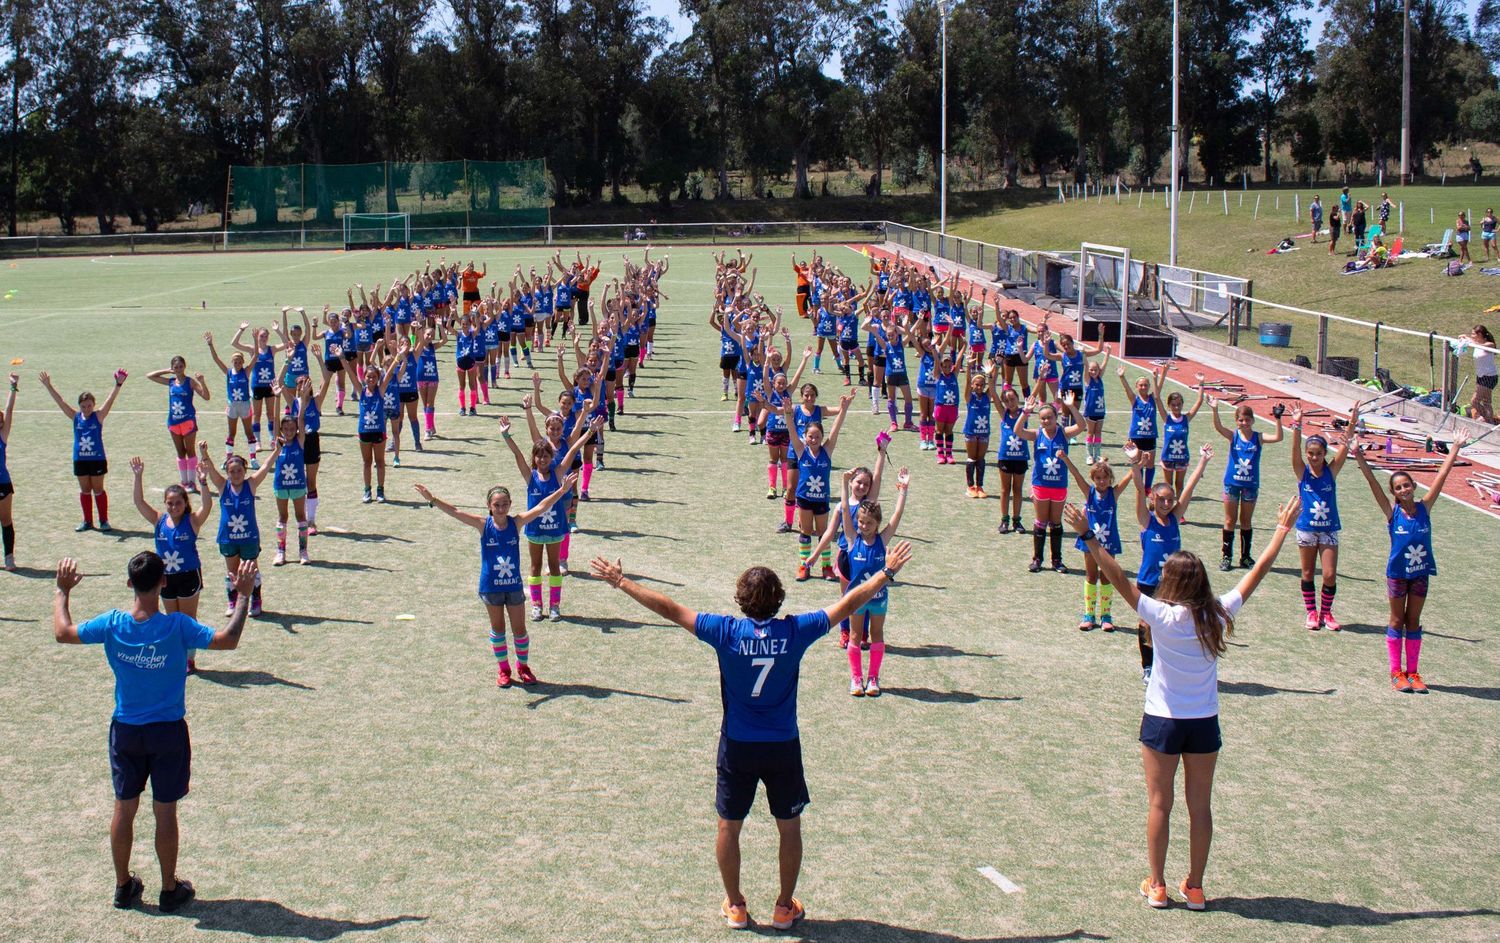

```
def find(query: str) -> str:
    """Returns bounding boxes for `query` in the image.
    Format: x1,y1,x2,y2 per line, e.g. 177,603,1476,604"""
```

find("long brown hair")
1155,551,1233,658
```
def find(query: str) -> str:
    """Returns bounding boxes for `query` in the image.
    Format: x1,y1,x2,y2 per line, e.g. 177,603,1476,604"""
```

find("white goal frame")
1078,241,1131,346
343,213,411,250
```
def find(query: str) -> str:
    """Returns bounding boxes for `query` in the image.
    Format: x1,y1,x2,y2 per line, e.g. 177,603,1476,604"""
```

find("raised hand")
414,484,433,502
895,468,911,491
1198,444,1214,461
1276,497,1301,529
1116,365,1126,378
55,558,82,591
883,540,913,574
1062,503,1090,534
1195,372,1206,384
129,456,144,476
498,416,513,436
37,370,50,385
1453,431,1471,450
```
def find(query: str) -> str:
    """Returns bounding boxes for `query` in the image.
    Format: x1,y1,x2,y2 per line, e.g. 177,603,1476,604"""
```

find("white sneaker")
865,676,882,697
849,678,866,697
732,421,742,432
2,553,14,571
530,604,543,620
225,600,236,617
549,606,562,621
272,549,286,566
298,549,310,565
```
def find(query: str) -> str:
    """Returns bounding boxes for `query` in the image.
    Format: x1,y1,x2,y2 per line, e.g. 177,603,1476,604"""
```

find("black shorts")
342,351,359,364
73,459,108,478
110,718,191,803
252,387,275,401
999,459,1029,475
886,371,910,388
625,344,641,360
463,290,481,303
359,430,386,444
839,339,859,352
605,368,618,383
323,359,342,375
1131,437,1158,453
498,331,511,344
161,568,203,601
1140,713,1222,755
304,431,322,466
1060,385,1083,402
870,354,886,368
1479,374,1498,391
836,547,850,580
720,354,740,371
456,357,475,372
796,497,830,516
398,391,418,404
0,481,13,499
1004,354,1025,367
716,735,809,821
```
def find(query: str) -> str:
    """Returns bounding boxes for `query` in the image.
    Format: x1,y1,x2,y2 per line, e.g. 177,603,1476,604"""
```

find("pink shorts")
934,404,959,424
934,323,951,334
969,343,985,355
894,306,911,318
418,381,438,390
1031,484,1068,503
168,419,197,437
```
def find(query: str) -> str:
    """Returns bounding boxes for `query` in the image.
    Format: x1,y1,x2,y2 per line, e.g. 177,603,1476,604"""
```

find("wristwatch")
882,567,897,582
1079,529,1096,542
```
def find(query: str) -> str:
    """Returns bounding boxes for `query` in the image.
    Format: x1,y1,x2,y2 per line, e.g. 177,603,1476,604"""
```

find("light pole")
1168,0,1180,266
1400,0,1411,185
939,0,948,251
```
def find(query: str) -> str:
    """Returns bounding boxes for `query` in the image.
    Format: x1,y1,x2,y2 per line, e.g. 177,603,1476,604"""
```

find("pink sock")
1387,634,1403,673
336,389,346,410
560,533,571,562
616,388,625,409
549,583,562,607
768,463,778,488
783,502,794,525
869,642,886,680
848,643,863,680
529,581,543,606
779,462,789,489
581,463,594,492
457,387,466,409
1404,632,1422,674
482,386,491,405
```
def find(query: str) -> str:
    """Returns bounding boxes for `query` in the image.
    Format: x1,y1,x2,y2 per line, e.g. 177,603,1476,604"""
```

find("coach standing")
590,542,912,931
52,552,257,912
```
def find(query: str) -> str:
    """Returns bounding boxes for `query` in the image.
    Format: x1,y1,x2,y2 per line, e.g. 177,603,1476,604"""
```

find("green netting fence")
228,160,550,233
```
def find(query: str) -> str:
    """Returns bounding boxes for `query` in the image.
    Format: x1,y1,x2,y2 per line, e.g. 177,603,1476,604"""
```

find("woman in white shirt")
1064,496,1300,912
1462,325,1497,424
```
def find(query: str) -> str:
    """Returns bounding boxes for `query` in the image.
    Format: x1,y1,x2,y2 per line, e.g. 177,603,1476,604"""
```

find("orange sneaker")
770,898,805,930
721,898,749,929
1391,670,1412,693
1406,671,1429,694
1140,878,1169,909
966,486,978,498
796,565,811,582
1178,879,1206,911
974,487,988,498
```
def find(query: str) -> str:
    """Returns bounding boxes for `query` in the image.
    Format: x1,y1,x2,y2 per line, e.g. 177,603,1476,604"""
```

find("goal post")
344,213,410,250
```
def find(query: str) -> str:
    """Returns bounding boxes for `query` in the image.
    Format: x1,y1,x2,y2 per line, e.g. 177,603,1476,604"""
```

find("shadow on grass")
307,561,393,572
1212,896,1499,927
193,668,314,691
1218,680,1336,697
152,897,425,938
567,615,672,634
586,496,686,508
3,565,54,580
883,643,1000,660
1340,622,1482,644
591,528,672,540
315,529,414,544
750,921,1106,942
1267,565,1375,583
614,428,684,438
883,687,1021,704
523,681,689,710
1424,684,1500,701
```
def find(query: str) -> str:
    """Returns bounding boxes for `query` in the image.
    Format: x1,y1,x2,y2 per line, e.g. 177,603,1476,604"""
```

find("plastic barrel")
1259,322,1292,348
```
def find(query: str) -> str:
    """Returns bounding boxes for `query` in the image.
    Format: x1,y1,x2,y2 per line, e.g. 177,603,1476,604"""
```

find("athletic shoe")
298,549,310,565
375,488,386,503
1305,612,1321,630
973,488,988,498
497,662,513,688
75,521,93,532
1027,558,1041,573
249,459,260,471
1322,613,1342,632
559,561,569,575
1219,556,1233,572
272,549,286,566
516,664,538,685
414,440,424,452
580,491,590,502
821,565,836,582
770,898,805,931
3,554,15,572
1101,616,1116,632
393,456,401,467
721,391,730,402
839,627,850,648
998,518,1012,534
530,604,543,620
721,899,750,930
307,524,318,537
250,597,263,617
1406,671,1429,693
362,488,372,504
870,402,879,415
1079,616,1096,631
184,482,198,495
225,600,236,617
796,565,811,582
843,377,851,386
849,678,865,697
1052,560,1067,574
626,389,635,398
732,422,742,432
966,486,977,498
596,454,606,468
158,879,195,914
1391,670,1413,693
1140,879,1168,909
1142,666,1153,686
1178,880,1206,911
549,606,562,621
98,521,112,532
1239,554,1254,568
865,677,881,697
902,421,918,433
113,875,143,910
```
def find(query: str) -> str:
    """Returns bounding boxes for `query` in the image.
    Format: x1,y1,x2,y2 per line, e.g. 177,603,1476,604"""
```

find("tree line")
4,0,1500,235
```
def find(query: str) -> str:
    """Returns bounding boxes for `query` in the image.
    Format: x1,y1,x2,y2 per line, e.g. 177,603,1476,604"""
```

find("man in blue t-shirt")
590,540,913,931
52,552,257,913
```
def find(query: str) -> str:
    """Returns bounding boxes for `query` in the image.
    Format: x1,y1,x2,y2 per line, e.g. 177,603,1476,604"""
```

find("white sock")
307,497,319,524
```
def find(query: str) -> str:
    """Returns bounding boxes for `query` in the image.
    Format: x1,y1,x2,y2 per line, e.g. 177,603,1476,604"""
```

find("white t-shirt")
1473,344,1496,379
1139,590,1243,719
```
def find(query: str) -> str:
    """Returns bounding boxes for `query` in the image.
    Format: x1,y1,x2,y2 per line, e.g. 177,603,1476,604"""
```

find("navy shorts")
110,718,192,803
1139,713,1221,755
715,735,809,821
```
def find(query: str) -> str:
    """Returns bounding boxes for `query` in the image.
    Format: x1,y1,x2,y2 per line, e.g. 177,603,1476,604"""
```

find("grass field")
1,246,1499,943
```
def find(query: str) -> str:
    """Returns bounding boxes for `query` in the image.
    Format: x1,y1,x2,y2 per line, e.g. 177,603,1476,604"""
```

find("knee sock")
1022,383,1031,399
1222,529,1234,559
306,494,319,525
248,434,259,460
276,522,287,552
1031,523,1045,561
1098,582,1114,620
548,573,563,609
1319,582,1337,617
814,354,822,372
176,457,189,485
615,387,625,410
768,463,778,489
1084,581,1098,619
425,406,435,432
1138,628,1154,669
869,641,885,680
514,632,530,664
336,388,346,411
722,376,730,395
1144,466,1156,490
223,573,235,603
1386,626,1404,673
779,462,789,490
798,534,812,568
1404,627,1422,673
974,460,986,487
410,422,421,449
848,642,864,681
297,522,308,552
490,631,508,663
528,574,543,607
868,385,877,408
0,522,12,557
560,532,571,562
820,547,832,571
95,491,108,522
783,500,795,526
965,459,976,486
1239,529,1253,559
904,400,914,425
1300,579,1317,614
1048,524,1063,563
581,462,594,492
887,398,898,424
627,372,636,392
480,383,491,405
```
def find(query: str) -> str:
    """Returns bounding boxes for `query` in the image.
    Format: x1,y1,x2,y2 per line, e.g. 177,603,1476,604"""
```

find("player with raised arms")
38,367,127,532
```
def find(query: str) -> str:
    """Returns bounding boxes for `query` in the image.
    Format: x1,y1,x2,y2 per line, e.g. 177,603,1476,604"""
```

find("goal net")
344,213,410,250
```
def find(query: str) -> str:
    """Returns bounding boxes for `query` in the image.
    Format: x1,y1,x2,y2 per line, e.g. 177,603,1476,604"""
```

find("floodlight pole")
1400,0,1411,185
1168,0,1180,266
939,0,948,253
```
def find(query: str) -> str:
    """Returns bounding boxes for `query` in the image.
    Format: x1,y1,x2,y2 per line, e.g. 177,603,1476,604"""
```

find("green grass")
1,246,1499,942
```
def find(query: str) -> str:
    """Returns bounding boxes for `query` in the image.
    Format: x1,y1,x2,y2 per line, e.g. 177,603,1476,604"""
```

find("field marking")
976,866,1023,894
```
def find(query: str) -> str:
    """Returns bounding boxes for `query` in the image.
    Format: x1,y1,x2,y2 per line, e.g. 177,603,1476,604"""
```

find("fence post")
796,221,803,244
1316,314,1328,375
1373,321,1382,375
1440,341,1455,410
129,234,135,254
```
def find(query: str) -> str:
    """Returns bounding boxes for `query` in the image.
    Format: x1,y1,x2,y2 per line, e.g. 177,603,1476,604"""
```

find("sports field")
1,245,1498,942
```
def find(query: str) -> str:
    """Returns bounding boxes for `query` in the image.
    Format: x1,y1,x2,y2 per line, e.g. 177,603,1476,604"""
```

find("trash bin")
1259,322,1292,348
1322,356,1360,381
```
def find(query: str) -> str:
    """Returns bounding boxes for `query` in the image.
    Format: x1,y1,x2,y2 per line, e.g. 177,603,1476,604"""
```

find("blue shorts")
479,590,526,607
917,382,936,399
218,539,261,560
715,735,809,821
1139,713,1221,755
1223,484,1259,502
855,598,889,617
110,718,191,802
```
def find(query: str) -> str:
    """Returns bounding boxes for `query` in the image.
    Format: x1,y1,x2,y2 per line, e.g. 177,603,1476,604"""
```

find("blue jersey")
354,325,374,351
792,404,822,443
998,410,1029,462
932,298,952,330
73,412,105,461
1077,485,1123,554
963,391,991,438
796,446,832,503
965,316,985,349
358,390,385,433
321,329,346,362
1058,350,1086,389
814,307,836,338
525,468,568,541
891,288,911,311
846,533,888,606
913,289,931,314
395,297,414,324
455,331,477,364
395,354,418,394
916,352,935,391
837,313,859,345
1003,323,1028,357
1031,427,1069,488
1082,376,1106,420
537,288,554,316
1161,414,1191,466
556,281,574,308
1031,340,1058,380
76,610,215,725
885,336,908,376
480,516,523,593
293,397,320,435
719,327,738,358
989,324,1006,356
418,344,440,381
0,429,8,484
283,341,309,380
1129,395,1157,439
765,391,787,433
934,371,960,407
693,610,830,742
167,377,196,427
155,513,200,575
1224,430,1262,489
1296,464,1341,532
225,368,250,406
253,348,276,389
1137,513,1181,587
274,438,306,490
482,320,501,347
216,479,258,545
1387,502,1436,579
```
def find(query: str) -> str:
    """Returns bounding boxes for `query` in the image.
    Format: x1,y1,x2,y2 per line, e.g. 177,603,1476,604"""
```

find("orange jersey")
461,271,482,293
577,266,600,290
793,263,810,288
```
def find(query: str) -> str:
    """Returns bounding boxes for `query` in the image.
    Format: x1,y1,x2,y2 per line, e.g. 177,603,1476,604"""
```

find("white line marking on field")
976,866,1023,894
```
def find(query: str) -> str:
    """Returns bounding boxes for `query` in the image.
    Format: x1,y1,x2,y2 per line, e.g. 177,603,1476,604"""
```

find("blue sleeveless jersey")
963,392,991,438
525,469,568,540
216,479,259,545
480,516,523,593
1082,377,1106,419
73,412,105,461
1387,502,1436,579
1077,485,1123,554
796,447,832,502
274,438,306,490
1128,395,1157,439
998,410,1029,462
1224,430,1262,489
358,390,385,433
226,368,250,405
934,372,960,407
847,534,888,606
155,513,200,574
1296,464,1340,531
253,348,276,388
167,378,196,427
1137,513,1180,587
1031,427,1069,488
1161,414,1191,465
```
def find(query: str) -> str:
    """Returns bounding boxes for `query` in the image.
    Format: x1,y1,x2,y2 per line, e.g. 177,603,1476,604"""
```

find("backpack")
1446,259,1465,277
